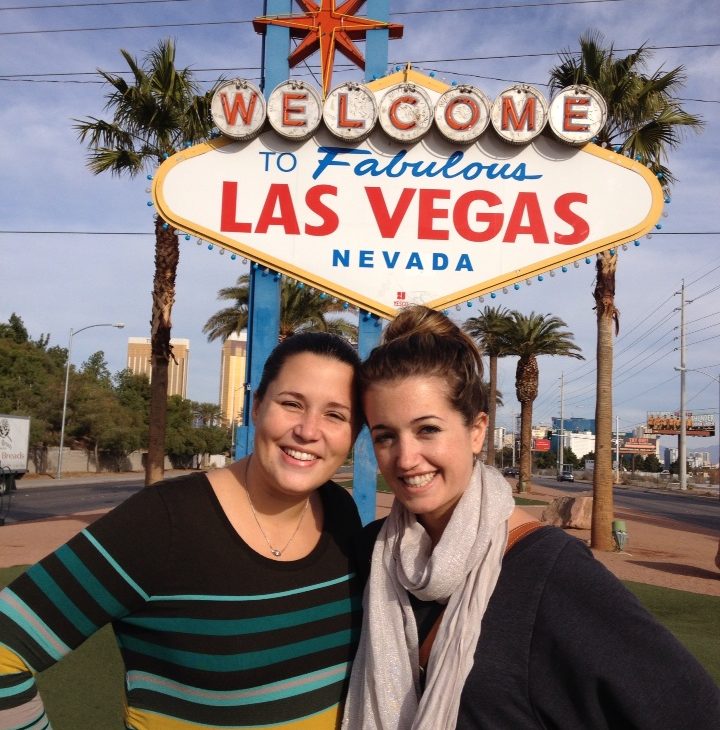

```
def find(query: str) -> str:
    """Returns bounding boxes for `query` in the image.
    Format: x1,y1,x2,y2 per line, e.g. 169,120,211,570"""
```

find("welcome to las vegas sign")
153,68,663,318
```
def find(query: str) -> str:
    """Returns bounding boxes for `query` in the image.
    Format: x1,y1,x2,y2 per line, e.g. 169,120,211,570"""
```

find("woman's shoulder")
319,480,363,530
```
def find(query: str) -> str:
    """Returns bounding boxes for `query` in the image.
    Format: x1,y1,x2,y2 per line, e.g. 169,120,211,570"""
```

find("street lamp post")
57,322,125,479
229,383,247,459
675,366,720,498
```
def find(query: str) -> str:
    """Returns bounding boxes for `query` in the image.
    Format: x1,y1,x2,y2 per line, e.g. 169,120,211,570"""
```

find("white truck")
0,414,30,493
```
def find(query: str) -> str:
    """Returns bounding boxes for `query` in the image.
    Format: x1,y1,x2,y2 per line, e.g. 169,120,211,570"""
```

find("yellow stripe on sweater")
125,703,341,729
0,644,31,674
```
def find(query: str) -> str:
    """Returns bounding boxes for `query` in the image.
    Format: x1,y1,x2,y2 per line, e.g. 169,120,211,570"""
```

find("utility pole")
615,415,620,483
557,372,564,476
679,280,687,490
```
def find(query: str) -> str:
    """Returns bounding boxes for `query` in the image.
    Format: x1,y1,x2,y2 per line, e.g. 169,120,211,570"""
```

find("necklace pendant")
270,548,282,557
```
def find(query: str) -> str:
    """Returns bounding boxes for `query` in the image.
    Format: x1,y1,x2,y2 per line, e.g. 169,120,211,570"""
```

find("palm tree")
75,40,220,486
203,274,358,343
498,312,583,493
464,306,513,467
549,31,703,548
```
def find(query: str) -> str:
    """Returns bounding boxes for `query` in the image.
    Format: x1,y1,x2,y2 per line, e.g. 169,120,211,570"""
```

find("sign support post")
351,0,390,524
236,0,289,459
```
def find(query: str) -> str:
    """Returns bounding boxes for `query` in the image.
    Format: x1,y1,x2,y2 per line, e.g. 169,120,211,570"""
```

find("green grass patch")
513,496,548,506
1,566,125,729
623,580,720,684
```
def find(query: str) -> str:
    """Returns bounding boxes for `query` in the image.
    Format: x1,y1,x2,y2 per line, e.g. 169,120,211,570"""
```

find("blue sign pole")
352,0,390,524
235,0,290,459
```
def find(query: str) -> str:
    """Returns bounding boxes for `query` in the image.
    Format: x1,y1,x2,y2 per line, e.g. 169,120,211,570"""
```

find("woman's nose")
294,411,321,441
395,435,419,470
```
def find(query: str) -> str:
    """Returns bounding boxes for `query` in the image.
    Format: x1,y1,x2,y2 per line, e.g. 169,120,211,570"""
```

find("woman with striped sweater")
0,332,364,730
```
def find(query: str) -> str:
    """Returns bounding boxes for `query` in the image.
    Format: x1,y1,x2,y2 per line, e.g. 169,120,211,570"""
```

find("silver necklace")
243,455,310,558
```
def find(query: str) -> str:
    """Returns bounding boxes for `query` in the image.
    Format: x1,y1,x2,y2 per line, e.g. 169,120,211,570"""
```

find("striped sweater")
0,474,364,729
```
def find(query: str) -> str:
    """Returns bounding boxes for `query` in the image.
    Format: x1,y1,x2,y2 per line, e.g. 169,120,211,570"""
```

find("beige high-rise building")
126,337,190,398
219,331,248,427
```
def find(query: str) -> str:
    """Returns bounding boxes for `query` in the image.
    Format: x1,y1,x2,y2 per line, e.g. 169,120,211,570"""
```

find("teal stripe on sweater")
118,628,356,672
81,530,149,601
0,674,35,699
0,592,68,662
147,572,355,602
26,565,97,638
126,662,348,707
55,545,126,618
122,596,360,635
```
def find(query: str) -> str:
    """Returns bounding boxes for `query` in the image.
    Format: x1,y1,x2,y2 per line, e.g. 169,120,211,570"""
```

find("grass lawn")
1,555,717,729
0,566,125,729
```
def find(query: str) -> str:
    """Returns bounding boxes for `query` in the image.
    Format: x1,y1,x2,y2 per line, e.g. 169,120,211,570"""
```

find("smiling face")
364,375,487,542
251,352,356,502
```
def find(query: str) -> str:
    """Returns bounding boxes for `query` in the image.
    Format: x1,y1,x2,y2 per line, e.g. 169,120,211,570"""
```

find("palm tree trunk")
591,252,617,550
145,218,179,486
486,354,498,466
518,400,533,493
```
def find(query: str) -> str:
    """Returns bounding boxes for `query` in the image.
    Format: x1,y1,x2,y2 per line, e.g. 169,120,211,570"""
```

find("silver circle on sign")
378,83,434,143
267,80,323,141
211,79,267,141
548,85,607,145
324,82,378,142
490,85,549,144
434,85,491,144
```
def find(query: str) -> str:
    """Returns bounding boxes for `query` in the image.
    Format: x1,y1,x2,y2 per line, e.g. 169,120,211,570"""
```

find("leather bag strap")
418,520,544,675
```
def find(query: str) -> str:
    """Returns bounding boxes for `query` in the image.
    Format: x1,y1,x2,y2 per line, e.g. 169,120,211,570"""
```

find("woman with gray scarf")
342,305,720,730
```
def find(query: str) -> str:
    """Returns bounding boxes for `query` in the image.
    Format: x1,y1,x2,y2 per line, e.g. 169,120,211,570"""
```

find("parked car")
557,471,575,482
502,466,519,477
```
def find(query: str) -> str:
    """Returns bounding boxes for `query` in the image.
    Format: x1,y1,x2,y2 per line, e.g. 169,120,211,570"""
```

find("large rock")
542,495,593,529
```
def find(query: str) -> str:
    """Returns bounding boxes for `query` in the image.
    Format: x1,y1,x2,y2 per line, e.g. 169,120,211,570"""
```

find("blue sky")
1,0,718,455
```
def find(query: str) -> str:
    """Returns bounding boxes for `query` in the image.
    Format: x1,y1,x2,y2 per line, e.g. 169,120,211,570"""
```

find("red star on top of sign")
253,0,404,97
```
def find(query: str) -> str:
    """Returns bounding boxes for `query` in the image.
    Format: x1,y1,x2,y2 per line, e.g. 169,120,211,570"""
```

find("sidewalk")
2,476,718,595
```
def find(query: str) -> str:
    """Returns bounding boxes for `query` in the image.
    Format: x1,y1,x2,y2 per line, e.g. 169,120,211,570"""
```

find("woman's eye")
372,432,393,444
419,425,441,435
326,411,347,422
282,400,302,409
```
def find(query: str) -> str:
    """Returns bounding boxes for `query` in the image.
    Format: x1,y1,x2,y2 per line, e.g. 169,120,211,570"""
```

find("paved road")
532,475,720,533
2,479,143,524
3,474,718,533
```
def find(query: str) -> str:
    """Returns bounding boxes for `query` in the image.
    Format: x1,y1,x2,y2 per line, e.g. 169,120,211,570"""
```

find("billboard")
619,437,657,455
646,412,716,437
153,69,663,318
532,438,551,452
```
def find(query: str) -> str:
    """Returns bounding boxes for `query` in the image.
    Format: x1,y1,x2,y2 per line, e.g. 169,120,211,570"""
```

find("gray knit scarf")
342,462,515,730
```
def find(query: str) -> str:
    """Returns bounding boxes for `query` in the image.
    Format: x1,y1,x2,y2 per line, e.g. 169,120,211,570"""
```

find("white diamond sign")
153,72,663,317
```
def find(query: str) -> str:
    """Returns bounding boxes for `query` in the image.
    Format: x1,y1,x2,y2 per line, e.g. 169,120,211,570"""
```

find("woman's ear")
471,412,488,455
250,393,260,426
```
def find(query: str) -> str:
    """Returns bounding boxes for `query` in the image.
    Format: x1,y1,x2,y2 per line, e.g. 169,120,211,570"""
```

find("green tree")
164,397,230,468
498,312,583,492
0,313,29,344
549,31,703,549
463,306,513,467
203,274,358,343
71,352,143,469
0,315,66,446
193,402,223,427
642,453,662,472
75,39,220,486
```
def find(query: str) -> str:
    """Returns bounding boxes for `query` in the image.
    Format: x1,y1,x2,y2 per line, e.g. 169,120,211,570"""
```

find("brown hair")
361,306,487,425
256,332,361,429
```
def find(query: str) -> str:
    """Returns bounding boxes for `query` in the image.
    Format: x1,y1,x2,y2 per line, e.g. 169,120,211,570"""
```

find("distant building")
688,451,711,468
664,447,678,467
493,427,506,451
126,337,189,398
219,331,248,427
551,431,596,459
552,417,596,434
